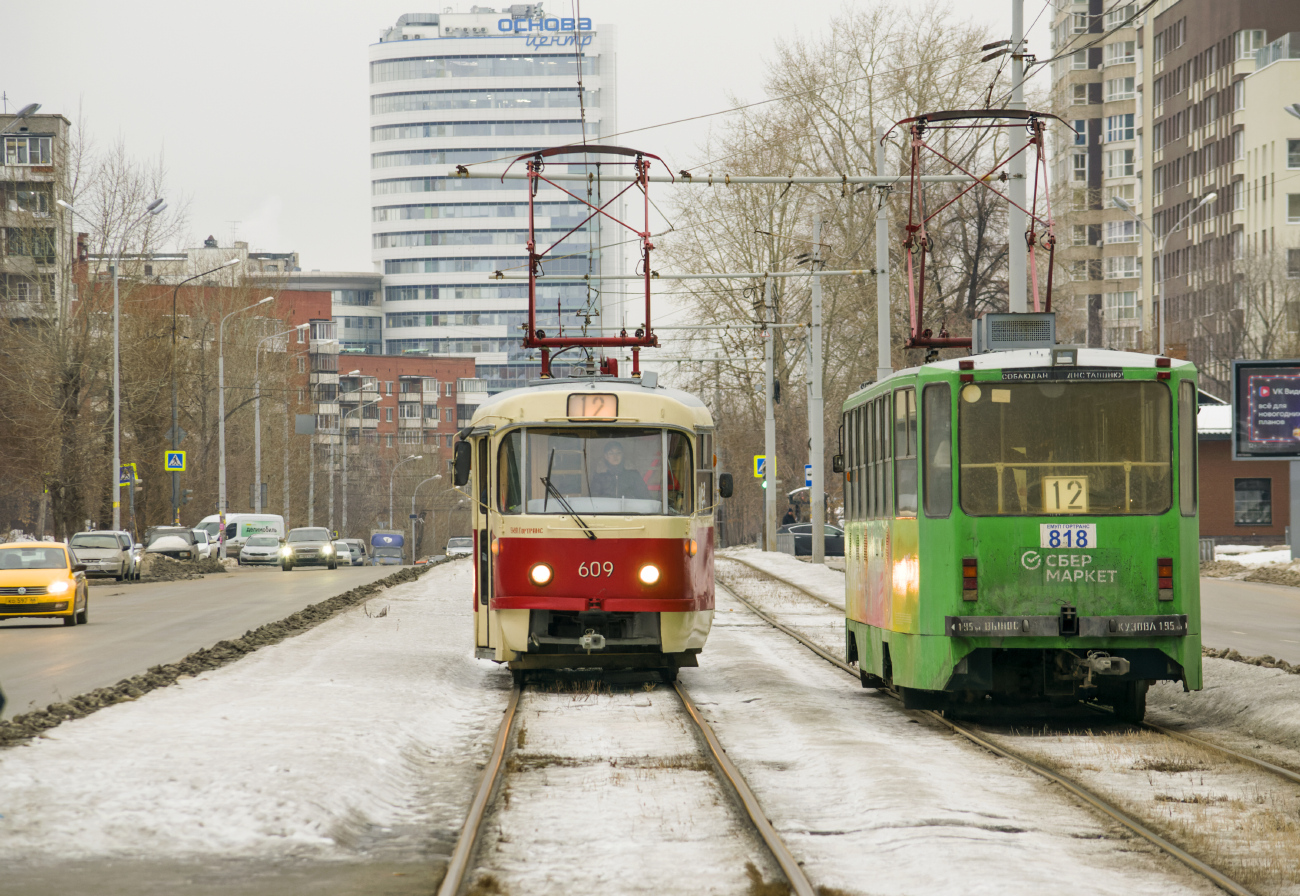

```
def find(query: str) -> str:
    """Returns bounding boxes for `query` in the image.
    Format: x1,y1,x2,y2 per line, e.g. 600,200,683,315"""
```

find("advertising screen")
1232,360,1300,459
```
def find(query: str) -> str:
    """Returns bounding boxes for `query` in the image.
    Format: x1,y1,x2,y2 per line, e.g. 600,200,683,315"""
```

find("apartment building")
1051,0,1300,391
0,111,71,318
1050,1,1145,349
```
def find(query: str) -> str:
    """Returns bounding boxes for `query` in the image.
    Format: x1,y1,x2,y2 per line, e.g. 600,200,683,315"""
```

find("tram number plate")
1042,476,1088,513
579,562,614,577
1041,524,1096,549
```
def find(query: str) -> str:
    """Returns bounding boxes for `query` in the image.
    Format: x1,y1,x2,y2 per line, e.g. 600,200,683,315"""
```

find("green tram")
837,345,1200,721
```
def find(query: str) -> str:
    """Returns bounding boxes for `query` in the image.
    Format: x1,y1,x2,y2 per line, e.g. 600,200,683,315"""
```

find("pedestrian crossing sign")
165,451,186,472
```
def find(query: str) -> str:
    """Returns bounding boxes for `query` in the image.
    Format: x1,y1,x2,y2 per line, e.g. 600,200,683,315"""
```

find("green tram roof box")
972,312,1056,354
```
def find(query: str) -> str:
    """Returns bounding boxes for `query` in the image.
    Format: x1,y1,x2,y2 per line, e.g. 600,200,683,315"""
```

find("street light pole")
255,324,309,514
169,258,239,524
411,474,443,563
335,370,370,537
389,454,423,528
219,296,275,553
1113,192,1215,355
57,196,166,531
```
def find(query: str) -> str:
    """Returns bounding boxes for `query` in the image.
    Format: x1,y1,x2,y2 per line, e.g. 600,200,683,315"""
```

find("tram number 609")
579,561,614,577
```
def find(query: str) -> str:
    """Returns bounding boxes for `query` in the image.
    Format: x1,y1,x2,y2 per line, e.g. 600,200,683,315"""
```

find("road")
0,564,396,718
1200,576,1300,664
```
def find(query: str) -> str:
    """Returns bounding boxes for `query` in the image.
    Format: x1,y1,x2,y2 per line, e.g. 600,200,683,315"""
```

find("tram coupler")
1055,650,1131,690
580,630,606,653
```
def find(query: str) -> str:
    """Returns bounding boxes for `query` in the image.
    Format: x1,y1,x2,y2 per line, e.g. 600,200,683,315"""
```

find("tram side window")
844,411,855,521
498,429,523,513
696,432,714,511
665,431,693,515
1179,381,1197,516
894,388,918,516
878,395,892,518
854,407,864,519
923,383,953,517
863,400,873,517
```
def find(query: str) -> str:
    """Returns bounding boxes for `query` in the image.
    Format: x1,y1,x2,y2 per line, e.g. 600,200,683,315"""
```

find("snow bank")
0,562,506,865
1151,657,1300,753
1218,548,1291,568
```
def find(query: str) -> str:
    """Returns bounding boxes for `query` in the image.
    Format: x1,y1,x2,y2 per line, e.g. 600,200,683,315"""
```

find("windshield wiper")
541,449,596,540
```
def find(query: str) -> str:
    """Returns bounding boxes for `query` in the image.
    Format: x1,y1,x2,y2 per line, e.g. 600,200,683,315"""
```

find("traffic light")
181,489,193,505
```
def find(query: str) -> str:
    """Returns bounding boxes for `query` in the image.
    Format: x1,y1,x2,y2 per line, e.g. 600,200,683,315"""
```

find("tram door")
474,438,493,650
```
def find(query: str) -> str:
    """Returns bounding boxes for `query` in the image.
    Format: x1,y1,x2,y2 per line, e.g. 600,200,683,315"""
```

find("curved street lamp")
1112,191,1216,355
389,454,423,529
217,296,275,552
58,196,166,531
170,258,240,523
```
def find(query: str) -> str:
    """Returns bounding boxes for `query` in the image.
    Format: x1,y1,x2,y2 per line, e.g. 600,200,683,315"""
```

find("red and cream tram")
452,377,732,680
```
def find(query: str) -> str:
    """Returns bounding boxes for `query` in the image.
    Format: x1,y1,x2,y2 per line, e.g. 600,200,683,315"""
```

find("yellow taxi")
0,542,89,627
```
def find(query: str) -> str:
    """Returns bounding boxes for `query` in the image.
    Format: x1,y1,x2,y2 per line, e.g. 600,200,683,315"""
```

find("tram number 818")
578,562,615,577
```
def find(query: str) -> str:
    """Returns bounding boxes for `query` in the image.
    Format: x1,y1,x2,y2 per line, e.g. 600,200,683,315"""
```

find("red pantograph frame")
495,144,675,377
881,109,1068,349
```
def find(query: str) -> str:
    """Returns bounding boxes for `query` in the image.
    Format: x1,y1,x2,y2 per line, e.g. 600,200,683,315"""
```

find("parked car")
191,529,214,561
144,527,200,561
414,555,446,565
0,542,90,626
280,527,338,571
444,537,473,558
340,538,368,566
68,531,131,581
101,530,141,581
238,534,283,566
776,523,846,557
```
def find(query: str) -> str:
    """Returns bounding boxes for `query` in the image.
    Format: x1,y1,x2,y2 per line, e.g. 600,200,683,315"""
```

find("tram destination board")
1000,367,1123,381
1232,359,1300,460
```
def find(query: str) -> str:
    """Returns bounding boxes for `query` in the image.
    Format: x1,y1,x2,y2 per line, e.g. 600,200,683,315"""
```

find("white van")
196,514,286,558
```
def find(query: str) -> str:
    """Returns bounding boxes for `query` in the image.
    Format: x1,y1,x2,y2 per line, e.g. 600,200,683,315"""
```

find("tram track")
436,676,817,896
717,554,1300,896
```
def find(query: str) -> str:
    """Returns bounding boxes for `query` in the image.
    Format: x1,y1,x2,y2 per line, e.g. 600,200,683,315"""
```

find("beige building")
0,111,72,319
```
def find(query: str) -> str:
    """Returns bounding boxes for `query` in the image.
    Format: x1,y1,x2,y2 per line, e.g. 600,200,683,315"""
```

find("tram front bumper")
944,613,1188,638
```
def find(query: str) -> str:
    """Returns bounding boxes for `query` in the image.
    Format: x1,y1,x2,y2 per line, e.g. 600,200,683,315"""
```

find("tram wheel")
659,666,679,684
510,669,527,688
1112,681,1148,723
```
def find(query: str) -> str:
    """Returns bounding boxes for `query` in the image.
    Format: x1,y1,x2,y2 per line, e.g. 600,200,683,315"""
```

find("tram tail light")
1157,557,1174,601
962,557,978,601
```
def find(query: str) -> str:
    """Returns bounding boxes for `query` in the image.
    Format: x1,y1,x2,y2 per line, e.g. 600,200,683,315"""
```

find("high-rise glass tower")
370,7,618,393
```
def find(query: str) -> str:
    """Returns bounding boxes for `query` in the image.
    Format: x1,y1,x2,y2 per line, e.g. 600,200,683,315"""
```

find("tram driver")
591,440,651,500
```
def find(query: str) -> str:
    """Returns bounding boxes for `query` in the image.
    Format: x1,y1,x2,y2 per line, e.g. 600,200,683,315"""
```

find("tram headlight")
638,564,661,585
529,563,553,586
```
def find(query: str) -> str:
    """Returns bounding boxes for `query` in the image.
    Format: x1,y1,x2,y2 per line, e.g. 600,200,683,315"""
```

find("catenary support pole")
283,396,290,528
764,276,777,552
308,442,316,528
112,263,121,531
328,439,335,533
1008,0,1027,313
810,219,825,565
877,128,893,381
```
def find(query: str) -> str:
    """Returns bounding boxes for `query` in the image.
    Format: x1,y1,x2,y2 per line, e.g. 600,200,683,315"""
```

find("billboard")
1232,359,1300,459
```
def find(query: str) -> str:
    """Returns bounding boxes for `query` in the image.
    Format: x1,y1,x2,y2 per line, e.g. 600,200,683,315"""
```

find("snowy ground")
0,562,510,895
688,583,1218,895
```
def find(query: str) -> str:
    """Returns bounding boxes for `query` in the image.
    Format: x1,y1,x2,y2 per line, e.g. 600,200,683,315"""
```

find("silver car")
238,534,282,566
69,531,131,580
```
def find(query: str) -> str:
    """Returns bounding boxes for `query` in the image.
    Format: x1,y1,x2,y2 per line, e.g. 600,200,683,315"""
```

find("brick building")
1198,402,1290,541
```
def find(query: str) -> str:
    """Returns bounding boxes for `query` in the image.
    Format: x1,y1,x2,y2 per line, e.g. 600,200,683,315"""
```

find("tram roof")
863,347,1194,387
470,376,712,429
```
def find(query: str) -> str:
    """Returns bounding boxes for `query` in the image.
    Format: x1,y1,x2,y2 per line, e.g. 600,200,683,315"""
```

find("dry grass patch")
1200,560,1247,577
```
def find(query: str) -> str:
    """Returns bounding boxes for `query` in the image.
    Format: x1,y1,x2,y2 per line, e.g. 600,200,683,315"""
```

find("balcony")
399,417,423,429
421,392,438,404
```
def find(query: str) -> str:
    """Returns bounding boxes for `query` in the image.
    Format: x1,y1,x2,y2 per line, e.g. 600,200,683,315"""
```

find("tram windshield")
497,427,693,516
958,381,1171,515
